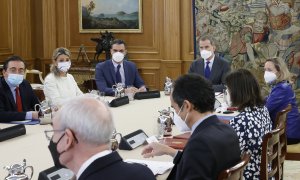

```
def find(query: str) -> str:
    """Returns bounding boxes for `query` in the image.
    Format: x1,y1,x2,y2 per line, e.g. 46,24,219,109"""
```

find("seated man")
95,39,146,96
46,95,155,180
188,35,230,92
0,56,39,122
142,74,241,179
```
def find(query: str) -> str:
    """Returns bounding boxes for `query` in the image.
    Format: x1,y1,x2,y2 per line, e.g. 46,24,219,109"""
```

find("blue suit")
188,56,230,92
0,77,39,122
266,81,300,140
95,60,145,96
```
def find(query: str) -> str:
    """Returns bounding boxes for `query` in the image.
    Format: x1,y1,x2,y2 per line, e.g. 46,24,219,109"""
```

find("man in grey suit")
189,36,230,92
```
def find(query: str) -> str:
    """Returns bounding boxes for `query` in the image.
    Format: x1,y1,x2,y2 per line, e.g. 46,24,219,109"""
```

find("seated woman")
225,69,272,179
44,47,83,106
264,58,300,144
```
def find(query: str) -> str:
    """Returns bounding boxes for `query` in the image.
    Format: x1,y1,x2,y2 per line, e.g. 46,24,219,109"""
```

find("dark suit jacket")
78,151,155,180
167,115,241,180
188,56,230,92
0,77,39,122
95,60,145,96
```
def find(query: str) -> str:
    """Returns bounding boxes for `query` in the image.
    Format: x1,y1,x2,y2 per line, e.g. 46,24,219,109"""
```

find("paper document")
125,159,174,175
6,119,40,125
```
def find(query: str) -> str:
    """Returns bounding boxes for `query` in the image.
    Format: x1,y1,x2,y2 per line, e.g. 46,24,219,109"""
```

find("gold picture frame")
79,0,143,33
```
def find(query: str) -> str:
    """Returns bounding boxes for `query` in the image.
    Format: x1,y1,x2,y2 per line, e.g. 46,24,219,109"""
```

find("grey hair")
56,95,115,145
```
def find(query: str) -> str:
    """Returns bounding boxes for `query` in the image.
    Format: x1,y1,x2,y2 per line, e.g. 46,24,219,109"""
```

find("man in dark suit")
95,39,146,96
142,74,241,179
47,95,155,180
0,56,39,122
189,35,230,92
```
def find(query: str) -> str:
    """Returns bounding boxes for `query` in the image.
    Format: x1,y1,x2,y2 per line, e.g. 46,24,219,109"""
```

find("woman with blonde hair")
264,57,300,144
44,47,83,106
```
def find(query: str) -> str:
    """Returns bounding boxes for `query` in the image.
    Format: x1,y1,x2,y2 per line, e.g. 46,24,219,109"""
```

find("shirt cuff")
25,112,33,120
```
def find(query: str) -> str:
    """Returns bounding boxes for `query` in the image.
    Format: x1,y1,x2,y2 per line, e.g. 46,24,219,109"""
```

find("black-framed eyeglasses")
44,129,65,141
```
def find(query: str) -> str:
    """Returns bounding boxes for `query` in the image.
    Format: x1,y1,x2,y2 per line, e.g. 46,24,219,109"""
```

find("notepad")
124,159,174,175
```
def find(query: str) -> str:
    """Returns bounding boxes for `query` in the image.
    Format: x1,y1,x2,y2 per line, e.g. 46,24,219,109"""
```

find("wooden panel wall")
0,0,195,90
0,0,34,68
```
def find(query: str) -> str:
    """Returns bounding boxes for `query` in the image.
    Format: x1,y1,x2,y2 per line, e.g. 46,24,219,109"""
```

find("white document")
146,135,159,144
125,159,174,175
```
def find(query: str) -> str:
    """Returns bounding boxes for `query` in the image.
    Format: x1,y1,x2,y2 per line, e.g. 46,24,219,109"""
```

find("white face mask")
173,105,190,132
200,50,213,60
112,52,125,63
7,74,24,87
58,61,71,73
264,71,277,84
225,89,232,107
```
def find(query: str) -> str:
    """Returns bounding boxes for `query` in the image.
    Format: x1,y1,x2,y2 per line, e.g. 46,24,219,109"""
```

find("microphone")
0,124,26,142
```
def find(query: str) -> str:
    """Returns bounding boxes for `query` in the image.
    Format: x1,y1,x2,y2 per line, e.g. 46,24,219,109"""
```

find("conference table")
0,92,235,179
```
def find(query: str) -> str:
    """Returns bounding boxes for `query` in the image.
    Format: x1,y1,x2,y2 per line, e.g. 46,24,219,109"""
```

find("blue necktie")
116,64,122,83
205,61,211,79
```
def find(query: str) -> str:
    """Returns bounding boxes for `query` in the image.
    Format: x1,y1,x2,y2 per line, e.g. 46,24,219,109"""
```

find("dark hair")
3,55,26,70
172,73,215,113
225,69,264,110
111,39,126,48
198,35,215,46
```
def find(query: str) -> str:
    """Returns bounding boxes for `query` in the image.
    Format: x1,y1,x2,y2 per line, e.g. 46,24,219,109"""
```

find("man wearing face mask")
0,56,39,122
45,95,155,180
188,35,230,92
95,39,146,96
141,74,241,179
44,47,83,106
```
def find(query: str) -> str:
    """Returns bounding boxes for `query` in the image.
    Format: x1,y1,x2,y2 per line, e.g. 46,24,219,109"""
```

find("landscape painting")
79,0,142,33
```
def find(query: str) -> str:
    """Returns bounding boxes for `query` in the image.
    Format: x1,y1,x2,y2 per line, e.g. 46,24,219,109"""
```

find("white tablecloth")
0,92,235,179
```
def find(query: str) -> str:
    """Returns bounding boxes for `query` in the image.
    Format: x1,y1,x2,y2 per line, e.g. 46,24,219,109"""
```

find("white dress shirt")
76,150,112,179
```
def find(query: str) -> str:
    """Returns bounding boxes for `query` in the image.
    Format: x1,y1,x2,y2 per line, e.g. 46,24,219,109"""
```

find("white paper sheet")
125,159,174,175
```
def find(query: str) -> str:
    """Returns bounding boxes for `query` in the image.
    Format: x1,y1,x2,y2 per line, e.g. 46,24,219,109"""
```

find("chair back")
274,104,291,177
260,128,281,180
218,152,250,180
24,69,44,84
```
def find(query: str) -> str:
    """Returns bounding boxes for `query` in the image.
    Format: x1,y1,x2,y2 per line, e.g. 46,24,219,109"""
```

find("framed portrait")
79,0,143,33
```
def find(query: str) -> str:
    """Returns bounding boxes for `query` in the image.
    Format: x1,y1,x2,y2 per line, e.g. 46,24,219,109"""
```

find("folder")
173,132,191,139
159,138,187,150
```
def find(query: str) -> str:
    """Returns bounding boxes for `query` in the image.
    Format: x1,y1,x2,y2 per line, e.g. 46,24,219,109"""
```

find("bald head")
54,95,115,145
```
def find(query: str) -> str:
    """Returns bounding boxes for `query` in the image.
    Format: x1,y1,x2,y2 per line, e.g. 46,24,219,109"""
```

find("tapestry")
193,0,300,96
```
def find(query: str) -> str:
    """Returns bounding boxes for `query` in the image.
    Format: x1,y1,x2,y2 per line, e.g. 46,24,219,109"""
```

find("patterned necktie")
204,61,211,79
116,64,122,83
15,87,23,112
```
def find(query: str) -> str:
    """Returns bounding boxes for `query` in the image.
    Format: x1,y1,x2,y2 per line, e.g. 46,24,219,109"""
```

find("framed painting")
79,0,143,33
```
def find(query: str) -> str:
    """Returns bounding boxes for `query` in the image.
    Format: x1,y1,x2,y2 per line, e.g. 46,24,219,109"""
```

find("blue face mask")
7,74,24,87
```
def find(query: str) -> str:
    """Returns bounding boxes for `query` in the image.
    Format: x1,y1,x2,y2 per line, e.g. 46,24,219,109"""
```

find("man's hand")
31,111,39,119
141,142,177,158
138,86,147,92
125,86,138,94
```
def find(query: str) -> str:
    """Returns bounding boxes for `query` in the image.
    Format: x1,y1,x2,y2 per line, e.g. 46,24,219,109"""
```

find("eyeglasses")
44,129,65,141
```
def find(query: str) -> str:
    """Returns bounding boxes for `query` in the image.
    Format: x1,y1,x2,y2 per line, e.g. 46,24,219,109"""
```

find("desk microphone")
0,124,26,142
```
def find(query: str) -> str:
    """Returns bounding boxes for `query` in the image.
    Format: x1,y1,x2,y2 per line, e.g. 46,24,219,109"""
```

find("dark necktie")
116,64,122,83
204,61,211,79
15,87,23,112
